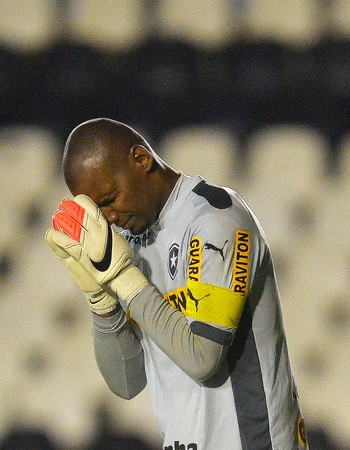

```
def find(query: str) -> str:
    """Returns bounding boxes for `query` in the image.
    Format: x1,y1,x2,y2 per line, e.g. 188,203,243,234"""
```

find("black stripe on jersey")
228,302,273,450
190,321,233,345
192,181,232,209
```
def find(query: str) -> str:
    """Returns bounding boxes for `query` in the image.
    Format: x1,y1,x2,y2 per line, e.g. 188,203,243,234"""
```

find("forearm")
129,284,230,383
92,304,146,399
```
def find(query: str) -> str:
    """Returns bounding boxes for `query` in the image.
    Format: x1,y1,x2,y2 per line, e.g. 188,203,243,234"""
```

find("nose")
100,206,119,225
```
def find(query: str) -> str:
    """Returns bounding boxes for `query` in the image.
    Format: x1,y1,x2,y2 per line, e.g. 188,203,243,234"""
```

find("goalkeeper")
46,118,308,450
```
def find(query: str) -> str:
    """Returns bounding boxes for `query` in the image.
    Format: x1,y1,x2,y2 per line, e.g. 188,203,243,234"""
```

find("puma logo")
187,288,210,312
204,240,228,261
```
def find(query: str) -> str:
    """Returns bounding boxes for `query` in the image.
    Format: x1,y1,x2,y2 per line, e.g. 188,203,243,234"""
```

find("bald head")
62,118,154,190
61,118,179,233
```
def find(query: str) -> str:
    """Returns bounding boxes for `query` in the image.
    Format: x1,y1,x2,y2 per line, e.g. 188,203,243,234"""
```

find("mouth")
118,216,133,230
121,217,149,235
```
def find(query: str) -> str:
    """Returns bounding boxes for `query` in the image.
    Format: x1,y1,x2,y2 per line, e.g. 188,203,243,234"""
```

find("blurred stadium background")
1,0,350,449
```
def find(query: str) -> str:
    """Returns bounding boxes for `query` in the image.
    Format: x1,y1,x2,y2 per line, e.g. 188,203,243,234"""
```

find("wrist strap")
110,265,149,305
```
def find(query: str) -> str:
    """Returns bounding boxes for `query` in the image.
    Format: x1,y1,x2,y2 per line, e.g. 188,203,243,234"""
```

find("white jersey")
122,174,307,450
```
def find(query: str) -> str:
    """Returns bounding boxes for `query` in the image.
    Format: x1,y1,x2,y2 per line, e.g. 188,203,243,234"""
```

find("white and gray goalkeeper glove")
45,194,149,314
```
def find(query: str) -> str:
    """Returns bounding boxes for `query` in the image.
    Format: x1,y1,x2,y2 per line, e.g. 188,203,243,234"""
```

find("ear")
129,145,153,172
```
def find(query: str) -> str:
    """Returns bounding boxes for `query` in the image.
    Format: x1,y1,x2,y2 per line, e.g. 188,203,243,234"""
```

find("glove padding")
46,226,117,315
45,194,149,309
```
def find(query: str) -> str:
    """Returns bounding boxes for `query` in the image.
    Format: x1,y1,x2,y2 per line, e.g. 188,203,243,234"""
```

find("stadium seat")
336,132,350,185
330,0,350,38
0,0,56,51
254,128,350,448
0,428,57,450
27,40,111,141
314,132,350,256
158,124,238,187
121,37,201,142
241,125,329,251
67,0,146,51
306,37,350,151
197,39,289,140
0,126,59,252
0,47,27,126
281,233,350,449
157,0,236,49
243,0,321,47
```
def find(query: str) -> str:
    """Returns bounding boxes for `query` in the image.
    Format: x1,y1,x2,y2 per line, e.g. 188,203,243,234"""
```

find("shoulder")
191,180,233,210
187,180,258,233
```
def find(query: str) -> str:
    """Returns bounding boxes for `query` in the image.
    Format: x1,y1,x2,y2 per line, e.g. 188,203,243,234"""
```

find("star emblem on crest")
168,243,179,280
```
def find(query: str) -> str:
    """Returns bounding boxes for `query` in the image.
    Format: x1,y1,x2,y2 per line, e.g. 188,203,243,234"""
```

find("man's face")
71,150,159,235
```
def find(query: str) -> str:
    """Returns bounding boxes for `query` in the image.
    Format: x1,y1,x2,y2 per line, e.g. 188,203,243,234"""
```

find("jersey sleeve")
166,191,263,344
92,305,147,399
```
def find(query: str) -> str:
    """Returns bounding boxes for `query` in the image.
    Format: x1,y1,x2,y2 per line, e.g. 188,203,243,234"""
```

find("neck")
156,166,181,216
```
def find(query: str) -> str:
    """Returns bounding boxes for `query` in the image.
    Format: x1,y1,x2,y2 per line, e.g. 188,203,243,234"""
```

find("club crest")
168,243,179,280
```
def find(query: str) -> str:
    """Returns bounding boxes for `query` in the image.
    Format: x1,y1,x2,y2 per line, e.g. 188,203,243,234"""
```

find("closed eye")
99,198,114,208
98,191,119,208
